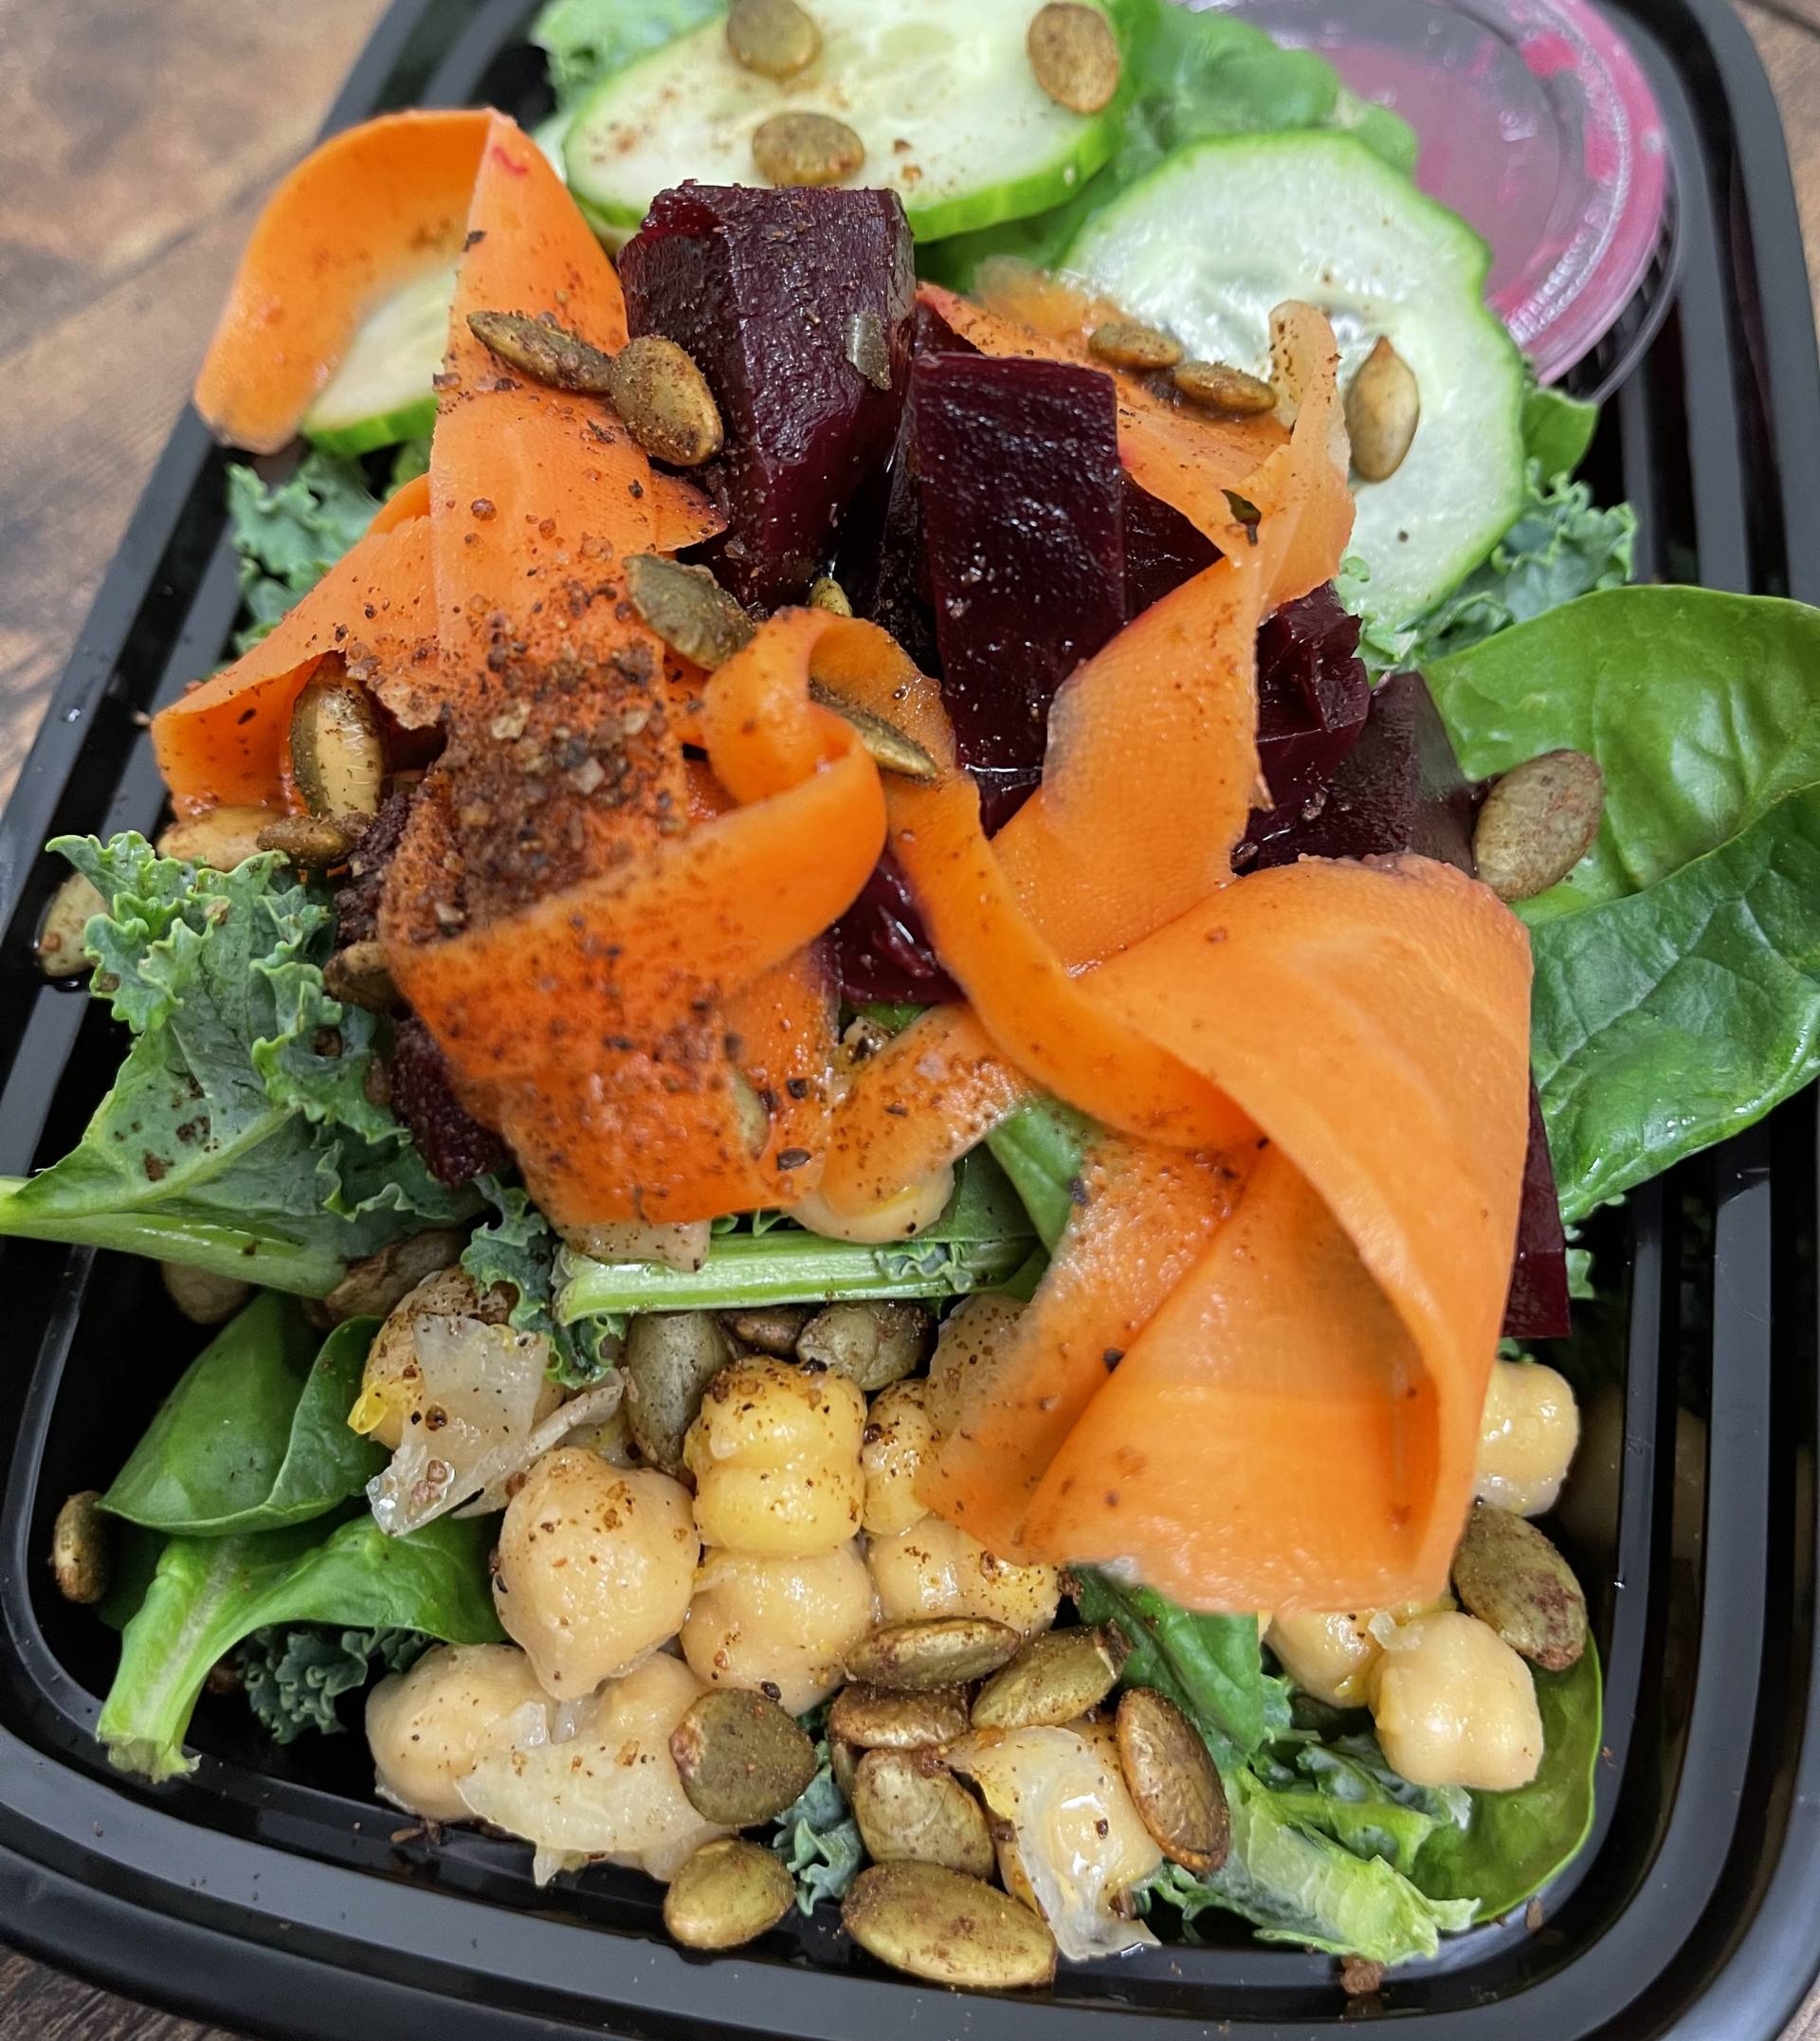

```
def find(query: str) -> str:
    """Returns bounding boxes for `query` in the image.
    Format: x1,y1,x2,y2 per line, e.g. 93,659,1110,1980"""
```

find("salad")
19,0,1820,1998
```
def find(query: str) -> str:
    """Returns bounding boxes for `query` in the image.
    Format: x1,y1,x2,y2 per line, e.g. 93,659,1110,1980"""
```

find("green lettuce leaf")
103,1297,383,1536
1410,1646,1601,1922
0,836,477,1294
463,1179,620,1386
99,1512,501,1781
237,1624,428,1742
531,0,721,111
1521,384,1600,482
1254,1732,1470,1878
986,1097,1096,1253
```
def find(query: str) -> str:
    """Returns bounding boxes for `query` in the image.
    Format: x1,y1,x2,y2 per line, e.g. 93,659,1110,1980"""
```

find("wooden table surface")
4,0,1820,2034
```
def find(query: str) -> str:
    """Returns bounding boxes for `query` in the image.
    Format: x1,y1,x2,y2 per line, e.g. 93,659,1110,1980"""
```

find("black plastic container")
3,0,1819,2034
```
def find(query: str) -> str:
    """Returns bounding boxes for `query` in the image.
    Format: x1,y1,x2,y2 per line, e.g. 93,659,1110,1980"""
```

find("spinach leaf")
102,1297,382,1536
1145,1768,1475,1961
98,1513,501,1781
1521,384,1600,482
1530,789,1820,1217
1072,1570,1265,1767
986,1097,1096,1253
531,0,720,111
464,1179,620,1386
237,1624,428,1742
227,452,378,652
1428,586,1820,922
1411,1646,1601,1921
0,837,476,1295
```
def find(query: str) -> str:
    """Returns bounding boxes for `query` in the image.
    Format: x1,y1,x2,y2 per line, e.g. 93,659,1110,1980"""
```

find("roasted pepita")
321,1228,469,1324
1088,320,1182,372
808,575,853,616
466,309,617,393
290,677,386,818
664,1837,795,1949
608,335,725,467
803,683,938,782
670,1687,820,1825
844,309,894,392
851,1747,996,1877
846,1616,1021,1691
323,938,399,1012
623,1309,737,1474
1345,336,1421,482
1472,749,1605,903
971,1624,1126,1731
160,1262,254,1327
1114,1686,1229,1874
1027,3,1121,115
843,1861,1058,1989
828,1681,972,1751
624,555,756,670
36,871,103,979
796,1298,933,1386
1173,359,1276,416
257,812,359,867
751,110,865,188
722,1304,812,1356
50,1490,110,1606
725,0,822,80
1452,1503,1587,1670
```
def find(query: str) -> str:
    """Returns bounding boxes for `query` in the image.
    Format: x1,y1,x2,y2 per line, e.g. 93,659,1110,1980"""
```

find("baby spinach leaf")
1411,1645,1601,1921
1530,789,1820,1218
102,1297,382,1537
0,836,476,1295
986,1097,1096,1253
1072,1570,1265,1767
98,1513,501,1782
1521,384,1600,482
237,1624,428,1742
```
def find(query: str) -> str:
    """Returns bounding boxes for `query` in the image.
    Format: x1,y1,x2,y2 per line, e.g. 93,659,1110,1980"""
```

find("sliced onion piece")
454,1376,628,1518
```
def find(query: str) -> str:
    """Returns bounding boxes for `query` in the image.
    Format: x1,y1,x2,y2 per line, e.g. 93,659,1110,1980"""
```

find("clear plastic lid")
1210,0,1670,383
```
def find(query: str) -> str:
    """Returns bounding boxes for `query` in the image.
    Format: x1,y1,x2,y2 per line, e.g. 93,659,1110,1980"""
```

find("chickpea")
682,1541,877,1714
865,1518,1059,1638
792,1166,955,1244
354,1267,555,1452
861,1378,935,1536
1369,1611,1543,1791
923,1292,1025,1442
365,1643,547,1822
494,1449,699,1697
683,1354,865,1557
1266,1611,1382,1707
1475,1358,1580,1516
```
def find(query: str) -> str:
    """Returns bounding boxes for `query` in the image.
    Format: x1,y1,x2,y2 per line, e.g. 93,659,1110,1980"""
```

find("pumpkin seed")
1088,320,1182,372
796,1299,933,1388
851,1747,996,1877
804,683,937,782
751,110,865,188
1027,3,1121,115
846,1616,1021,1691
828,1682,972,1751
1452,1503,1587,1671
844,309,894,392
808,575,853,616
50,1490,110,1606
623,1309,737,1473
466,309,617,394
257,812,359,867
971,1624,1126,1731
1345,336,1420,482
843,1861,1057,1989
726,0,822,79
1173,359,1276,416
830,1733,861,1801
156,806,274,870
624,555,756,670
664,1837,795,1949
290,677,386,818
323,938,399,1012
722,1304,812,1356
670,1687,820,1825
1115,1686,1229,1874
608,335,725,467
321,1228,469,1324
160,1262,254,1327
1472,749,1605,903
36,871,103,979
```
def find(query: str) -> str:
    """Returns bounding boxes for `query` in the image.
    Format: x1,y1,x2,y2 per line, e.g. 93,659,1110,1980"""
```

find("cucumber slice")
301,262,458,457
563,0,1120,245
1064,134,1528,629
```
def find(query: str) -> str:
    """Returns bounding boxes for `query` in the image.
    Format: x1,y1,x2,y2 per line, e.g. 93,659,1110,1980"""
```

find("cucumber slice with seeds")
563,0,1120,245
1064,133,1528,629
301,261,458,458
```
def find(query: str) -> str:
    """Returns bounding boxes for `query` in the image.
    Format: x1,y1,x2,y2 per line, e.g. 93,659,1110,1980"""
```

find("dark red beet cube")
915,352,1127,776
1502,1081,1572,1339
388,1017,510,1187
1245,669,1476,872
618,184,915,607
1122,475,1220,619
831,851,961,1008
1253,586,1372,811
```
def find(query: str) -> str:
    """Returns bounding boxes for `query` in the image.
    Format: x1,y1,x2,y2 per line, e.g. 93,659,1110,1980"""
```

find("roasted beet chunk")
915,352,1127,779
1245,669,1476,872
1502,1081,1572,1339
618,184,915,606
335,786,417,947
388,1017,510,1186
1252,586,1372,811
831,850,962,1007
1121,475,1220,619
